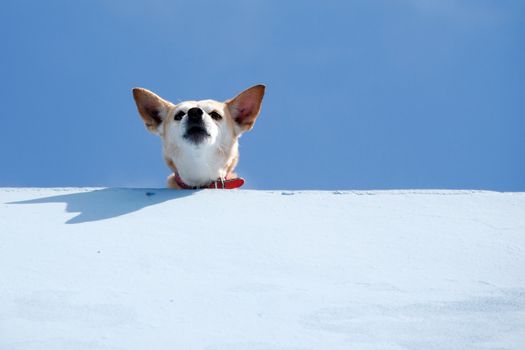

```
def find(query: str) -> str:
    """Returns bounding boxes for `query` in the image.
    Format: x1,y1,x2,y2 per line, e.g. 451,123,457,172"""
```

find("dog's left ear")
132,88,173,134
227,84,265,133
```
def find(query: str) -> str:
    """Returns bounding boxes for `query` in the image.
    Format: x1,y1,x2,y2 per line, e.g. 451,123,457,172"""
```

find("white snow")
1,188,524,350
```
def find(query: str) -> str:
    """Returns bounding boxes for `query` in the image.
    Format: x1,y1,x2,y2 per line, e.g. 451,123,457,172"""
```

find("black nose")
187,107,203,122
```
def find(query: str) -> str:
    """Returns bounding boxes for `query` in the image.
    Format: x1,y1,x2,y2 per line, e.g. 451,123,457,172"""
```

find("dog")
132,85,265,189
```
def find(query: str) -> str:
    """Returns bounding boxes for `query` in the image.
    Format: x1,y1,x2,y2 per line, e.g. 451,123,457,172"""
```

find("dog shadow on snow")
8,188,196,224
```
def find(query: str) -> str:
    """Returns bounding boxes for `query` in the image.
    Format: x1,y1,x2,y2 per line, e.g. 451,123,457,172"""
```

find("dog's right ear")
132,88,172,134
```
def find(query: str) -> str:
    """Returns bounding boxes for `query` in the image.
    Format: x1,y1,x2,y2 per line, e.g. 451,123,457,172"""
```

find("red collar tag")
175,174,245,190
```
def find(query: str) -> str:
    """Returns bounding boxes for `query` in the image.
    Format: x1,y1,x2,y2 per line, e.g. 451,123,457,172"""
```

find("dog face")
133,85,265,187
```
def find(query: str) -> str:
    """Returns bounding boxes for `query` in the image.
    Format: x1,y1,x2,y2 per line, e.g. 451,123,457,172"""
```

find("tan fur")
166,174,182,189
132,88,173,133
132,85,265,188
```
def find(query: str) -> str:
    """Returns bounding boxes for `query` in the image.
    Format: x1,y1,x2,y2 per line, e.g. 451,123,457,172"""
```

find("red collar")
174,173,245,189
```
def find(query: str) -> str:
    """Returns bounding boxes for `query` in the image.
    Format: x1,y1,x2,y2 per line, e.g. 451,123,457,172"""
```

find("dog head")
132,85,265,187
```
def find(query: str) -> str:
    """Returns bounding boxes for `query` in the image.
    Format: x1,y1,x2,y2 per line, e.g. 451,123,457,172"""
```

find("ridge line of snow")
0,187,522,195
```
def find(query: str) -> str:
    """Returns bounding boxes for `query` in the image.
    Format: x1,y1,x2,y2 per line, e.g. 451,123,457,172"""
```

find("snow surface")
1,188,525,350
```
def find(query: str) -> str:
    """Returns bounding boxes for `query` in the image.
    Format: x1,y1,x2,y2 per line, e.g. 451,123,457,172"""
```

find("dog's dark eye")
174,110,185,121
210,111,222,121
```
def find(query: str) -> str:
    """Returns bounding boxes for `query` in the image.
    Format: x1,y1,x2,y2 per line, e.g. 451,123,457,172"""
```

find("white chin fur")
173,141,227,186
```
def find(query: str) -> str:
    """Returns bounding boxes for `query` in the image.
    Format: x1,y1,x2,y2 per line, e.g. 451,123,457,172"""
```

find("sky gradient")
1,0,524,190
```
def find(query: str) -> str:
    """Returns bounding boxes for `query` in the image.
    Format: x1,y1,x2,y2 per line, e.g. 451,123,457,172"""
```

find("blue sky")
1,0,524,190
